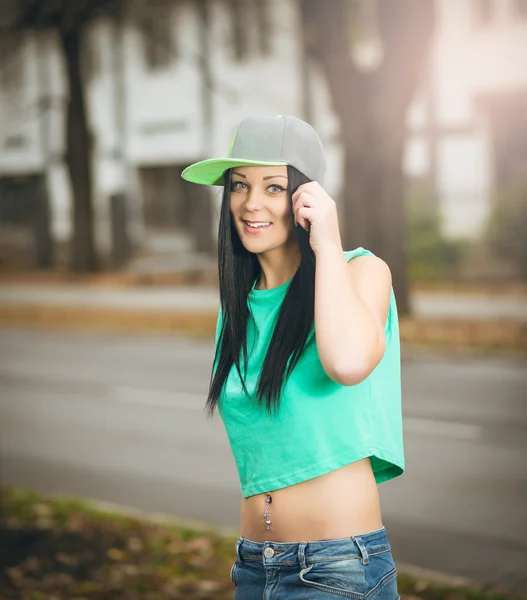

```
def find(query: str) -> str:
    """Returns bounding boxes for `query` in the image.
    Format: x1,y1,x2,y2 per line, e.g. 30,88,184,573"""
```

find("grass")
1,487,525,600
1,488,237,600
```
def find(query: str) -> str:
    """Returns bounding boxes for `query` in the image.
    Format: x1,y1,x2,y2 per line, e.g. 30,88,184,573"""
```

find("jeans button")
264,547,274,558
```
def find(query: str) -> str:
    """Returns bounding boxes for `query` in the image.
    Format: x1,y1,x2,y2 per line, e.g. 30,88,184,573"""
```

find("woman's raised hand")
292,181,343,254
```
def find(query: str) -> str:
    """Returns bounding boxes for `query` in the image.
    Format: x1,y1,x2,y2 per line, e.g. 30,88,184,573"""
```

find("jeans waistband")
236,525,390,567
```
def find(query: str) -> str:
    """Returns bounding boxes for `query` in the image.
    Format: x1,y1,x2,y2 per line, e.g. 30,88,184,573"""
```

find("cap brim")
181,158,289,186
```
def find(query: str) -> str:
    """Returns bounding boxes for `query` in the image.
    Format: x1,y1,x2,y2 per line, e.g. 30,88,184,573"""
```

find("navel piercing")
263,493,272,531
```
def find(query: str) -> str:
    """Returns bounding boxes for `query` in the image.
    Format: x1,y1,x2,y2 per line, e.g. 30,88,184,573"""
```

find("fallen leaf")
106,547,125,561
127,536,144,553
197,580,222,593
56,552,79,566
7,567,24,581
183,537,212,553
33,503,53,517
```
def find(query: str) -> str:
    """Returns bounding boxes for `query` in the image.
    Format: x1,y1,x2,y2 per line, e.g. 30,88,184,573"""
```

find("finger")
293,204,304,228
297,206,314,231
293,181,319,198
292,184,319,203
293,192,317,213
291,182,314,201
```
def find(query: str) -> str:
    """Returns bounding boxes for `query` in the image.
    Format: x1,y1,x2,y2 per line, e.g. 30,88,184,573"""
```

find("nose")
244,188,264,213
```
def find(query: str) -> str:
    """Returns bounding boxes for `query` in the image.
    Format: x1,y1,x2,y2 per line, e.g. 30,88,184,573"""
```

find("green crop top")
214,247,404,498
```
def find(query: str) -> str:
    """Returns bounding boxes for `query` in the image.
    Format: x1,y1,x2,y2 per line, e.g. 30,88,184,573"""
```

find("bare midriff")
240,458,383,543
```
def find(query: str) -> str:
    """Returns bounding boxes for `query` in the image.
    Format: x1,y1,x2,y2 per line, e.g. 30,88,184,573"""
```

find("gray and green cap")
181,115,326,186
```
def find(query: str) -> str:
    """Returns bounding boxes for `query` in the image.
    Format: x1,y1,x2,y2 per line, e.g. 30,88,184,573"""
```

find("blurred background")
0,0,526,597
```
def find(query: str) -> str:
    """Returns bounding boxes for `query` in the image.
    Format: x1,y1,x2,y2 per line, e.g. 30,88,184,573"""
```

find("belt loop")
235,537,243,564
352,535,370,565
297,542,308,570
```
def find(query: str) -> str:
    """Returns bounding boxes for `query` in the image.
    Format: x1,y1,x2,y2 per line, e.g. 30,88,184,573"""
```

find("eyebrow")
232,172,288,181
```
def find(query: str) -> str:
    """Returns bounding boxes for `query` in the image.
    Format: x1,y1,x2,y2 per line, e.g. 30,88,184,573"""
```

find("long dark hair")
207,165,315,415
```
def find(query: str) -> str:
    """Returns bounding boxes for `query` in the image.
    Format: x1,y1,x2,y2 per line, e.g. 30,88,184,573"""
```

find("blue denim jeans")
230,526,399,599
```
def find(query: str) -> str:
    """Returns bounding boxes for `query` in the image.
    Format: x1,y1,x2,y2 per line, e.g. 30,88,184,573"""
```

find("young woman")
182,115,404,599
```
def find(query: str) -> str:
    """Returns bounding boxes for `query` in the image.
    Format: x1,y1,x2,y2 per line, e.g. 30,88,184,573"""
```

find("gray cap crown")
230,116,326,184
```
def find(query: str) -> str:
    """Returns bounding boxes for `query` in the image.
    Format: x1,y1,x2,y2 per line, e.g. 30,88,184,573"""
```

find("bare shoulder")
347,255,392,324
346,254,392,285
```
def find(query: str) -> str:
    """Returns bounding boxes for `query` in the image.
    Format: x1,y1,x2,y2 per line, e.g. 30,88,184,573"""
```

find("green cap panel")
182,158,288,186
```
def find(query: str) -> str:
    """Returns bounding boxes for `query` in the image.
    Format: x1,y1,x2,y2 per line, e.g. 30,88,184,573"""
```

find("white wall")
0,33,44,174
434,0,527,126
405,0,527,238
125,2,205,164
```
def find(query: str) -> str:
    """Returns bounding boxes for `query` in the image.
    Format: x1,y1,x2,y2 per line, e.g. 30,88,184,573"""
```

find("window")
472,0,494,26
139,3,175,69
0,176,40,225
228,0,272,61
229,0,249,61
0,34,24,90
255,0,272,56
139,165,191,230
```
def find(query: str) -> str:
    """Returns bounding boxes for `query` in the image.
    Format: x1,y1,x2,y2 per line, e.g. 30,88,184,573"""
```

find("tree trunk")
300,0,435,316
60,27,97,272
376,117,409,313
338,101,410,313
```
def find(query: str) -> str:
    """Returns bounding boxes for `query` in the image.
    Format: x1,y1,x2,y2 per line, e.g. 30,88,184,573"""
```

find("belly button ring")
263,494,272,531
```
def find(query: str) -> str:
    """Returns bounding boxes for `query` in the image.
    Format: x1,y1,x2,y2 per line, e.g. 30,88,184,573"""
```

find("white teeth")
246,222,270,228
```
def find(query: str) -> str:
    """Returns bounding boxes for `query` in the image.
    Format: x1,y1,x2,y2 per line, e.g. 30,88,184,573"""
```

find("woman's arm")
291,180,392,385
314,245,392,386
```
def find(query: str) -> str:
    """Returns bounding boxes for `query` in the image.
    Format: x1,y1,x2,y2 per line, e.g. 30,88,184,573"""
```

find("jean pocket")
363,549,398,600
299,551,398,600
299,557,367,599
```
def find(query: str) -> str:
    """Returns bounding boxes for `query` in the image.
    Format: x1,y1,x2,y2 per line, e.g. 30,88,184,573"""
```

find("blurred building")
406,0,527,238
0,0,526,269
0,0,322,270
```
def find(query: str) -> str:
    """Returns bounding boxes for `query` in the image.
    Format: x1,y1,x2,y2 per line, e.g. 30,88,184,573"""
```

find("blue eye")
268,184,286,193
230,181,247,191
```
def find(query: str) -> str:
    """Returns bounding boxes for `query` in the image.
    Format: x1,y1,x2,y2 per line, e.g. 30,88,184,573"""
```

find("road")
0,330,526,593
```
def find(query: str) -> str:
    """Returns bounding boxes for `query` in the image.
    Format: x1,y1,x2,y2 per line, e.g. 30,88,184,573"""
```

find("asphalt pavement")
0,329,526,592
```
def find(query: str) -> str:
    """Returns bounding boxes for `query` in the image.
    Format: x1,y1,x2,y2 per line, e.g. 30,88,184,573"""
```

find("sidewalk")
0,283,526,320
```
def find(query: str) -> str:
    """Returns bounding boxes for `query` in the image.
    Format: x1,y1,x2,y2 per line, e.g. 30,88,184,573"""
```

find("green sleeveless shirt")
214,247,404,497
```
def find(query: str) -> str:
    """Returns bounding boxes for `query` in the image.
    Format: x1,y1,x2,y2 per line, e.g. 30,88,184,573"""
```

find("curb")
0,303,526,351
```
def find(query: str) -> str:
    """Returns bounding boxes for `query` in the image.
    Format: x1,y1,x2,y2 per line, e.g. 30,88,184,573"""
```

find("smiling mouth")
243,220,272,229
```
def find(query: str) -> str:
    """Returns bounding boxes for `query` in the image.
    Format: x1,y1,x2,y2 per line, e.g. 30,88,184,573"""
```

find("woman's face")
229,165,296,255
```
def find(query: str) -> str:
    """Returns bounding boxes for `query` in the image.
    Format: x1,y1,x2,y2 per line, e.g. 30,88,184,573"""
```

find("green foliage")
485,181,527,281
405,183,468,281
